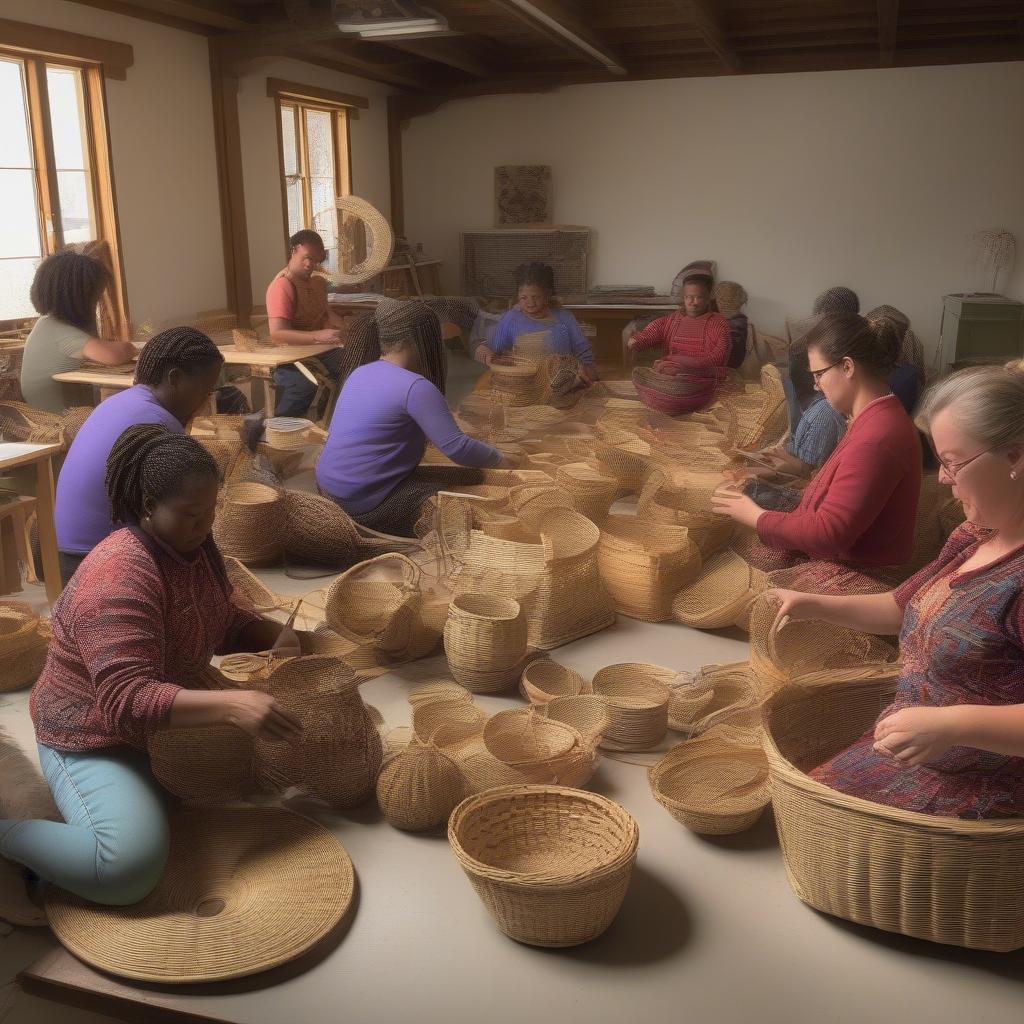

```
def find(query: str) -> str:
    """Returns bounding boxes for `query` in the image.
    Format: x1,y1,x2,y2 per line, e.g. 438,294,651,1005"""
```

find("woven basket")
591,663,674,751
520,659,591,704
637,470,734,560
555,462,617,524
671,549,761,629
667,661,760,736
448,785,639,947
443,594,528,694
650,724,770,835
763,677,1024,951
0,401,65,446
148,725,258,804
223,557,290,615
598,514,699,622
46,806,354,982
197,436,243,475
213,482,287,566
412,697,488,748
264,416,314,450
0,602,49,692
260,656,383,808
490,357,544,407
284,491,383,568
482,708,578,767
376,737,466,832
737,364,789,449
255,443,305,479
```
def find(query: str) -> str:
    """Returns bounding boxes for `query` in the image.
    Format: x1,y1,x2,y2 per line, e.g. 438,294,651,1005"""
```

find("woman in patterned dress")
772,361,1024,818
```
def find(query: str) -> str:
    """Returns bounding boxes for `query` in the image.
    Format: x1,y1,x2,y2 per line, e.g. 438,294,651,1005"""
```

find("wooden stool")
0,495,38,596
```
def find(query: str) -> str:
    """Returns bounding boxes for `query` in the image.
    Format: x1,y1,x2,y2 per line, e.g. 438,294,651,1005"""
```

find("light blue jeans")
0,744,169,906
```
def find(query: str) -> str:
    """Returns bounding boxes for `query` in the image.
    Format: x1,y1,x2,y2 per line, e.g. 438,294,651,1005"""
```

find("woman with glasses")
713,312,922,570
770,361,1024,817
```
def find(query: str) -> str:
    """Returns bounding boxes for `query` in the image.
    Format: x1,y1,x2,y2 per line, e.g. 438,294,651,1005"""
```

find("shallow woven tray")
520,659,591,704
448,784,639,947
46,807,354,982
650,725,770,835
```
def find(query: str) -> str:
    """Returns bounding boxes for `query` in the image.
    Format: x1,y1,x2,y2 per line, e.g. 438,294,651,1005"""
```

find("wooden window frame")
268,79,365,257
0,30,129,333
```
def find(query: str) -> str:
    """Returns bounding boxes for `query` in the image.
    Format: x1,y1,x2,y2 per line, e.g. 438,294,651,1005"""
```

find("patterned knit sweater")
31,526,259,752
631,311,732,368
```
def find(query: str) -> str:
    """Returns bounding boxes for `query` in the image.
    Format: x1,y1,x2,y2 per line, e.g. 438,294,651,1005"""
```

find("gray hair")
917,361,1024,449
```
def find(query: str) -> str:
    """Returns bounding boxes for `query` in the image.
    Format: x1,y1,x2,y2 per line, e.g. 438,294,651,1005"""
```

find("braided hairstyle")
30,250,111,335
134,326,224,388
374,298,447,394
105,423,219,527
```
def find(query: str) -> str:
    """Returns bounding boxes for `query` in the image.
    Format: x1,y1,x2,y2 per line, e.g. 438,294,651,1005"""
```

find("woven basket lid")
45,807,354,983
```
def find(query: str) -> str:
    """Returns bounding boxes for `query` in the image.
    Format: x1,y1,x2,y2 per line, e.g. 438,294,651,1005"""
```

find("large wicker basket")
763,677,1024,951
213,483,287,566
443,594,528,694
448,785,639,947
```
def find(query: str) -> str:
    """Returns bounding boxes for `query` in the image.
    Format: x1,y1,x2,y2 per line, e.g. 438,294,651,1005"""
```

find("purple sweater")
487,307,595,364
56,385,184,555
316,360,502,514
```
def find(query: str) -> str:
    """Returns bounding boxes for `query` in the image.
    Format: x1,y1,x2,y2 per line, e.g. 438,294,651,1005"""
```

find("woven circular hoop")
650,725,770,835
520,659,591,704
213,483,286,566
763,678,1024,951
0,602,49,692
592,663,674,751
443,594,528,694
448,785,639,947
47,808,354,983
329,195,395,285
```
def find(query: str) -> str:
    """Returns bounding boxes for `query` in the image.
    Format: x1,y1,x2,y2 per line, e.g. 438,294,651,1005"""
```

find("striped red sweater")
631,311,732,368
31,526,259,752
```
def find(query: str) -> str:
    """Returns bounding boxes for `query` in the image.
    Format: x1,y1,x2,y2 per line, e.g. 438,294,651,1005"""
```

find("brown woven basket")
667,661,760,735
555,462,617,524
213,482,287,566
223,557,290,615
637,470,734,560
671,549,757,629
0,602,49,692
148,725,258,804
650,724,770,835
490,357,544,407
448,785,639,947
763,677,1024,951
443,594,529,694
482,708,579,767
591,663,674,751
598,514,700,622
284,491,383,568
520,659,591,704
376,737,466,832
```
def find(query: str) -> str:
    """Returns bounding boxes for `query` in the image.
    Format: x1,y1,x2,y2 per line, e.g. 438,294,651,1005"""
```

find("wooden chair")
0,495,39,596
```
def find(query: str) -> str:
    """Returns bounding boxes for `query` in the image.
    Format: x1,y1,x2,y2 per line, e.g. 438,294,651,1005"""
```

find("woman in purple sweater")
317,299,506,537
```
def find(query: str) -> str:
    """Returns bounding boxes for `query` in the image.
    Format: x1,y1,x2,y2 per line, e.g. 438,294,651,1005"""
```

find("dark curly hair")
513,261,556,294
30,250,111,336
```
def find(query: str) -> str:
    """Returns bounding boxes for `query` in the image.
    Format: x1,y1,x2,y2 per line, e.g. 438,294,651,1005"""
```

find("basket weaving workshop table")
0,442,62,604
14,609,1024,1024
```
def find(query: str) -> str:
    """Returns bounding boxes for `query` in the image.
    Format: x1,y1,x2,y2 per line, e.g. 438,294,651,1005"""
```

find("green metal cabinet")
940,293,1024,369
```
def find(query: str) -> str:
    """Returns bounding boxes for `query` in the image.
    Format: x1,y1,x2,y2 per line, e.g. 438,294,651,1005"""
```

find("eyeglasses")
935,446,995,480
809,358,847,385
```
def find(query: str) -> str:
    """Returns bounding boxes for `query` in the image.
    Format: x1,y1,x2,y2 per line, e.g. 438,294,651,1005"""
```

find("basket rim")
449,593,522,622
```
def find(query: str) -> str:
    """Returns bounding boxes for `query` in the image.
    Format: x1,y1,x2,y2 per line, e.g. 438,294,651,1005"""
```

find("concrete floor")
5,349,1024,1022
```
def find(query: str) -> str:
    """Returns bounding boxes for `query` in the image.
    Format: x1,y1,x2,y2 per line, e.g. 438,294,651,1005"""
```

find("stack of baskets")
591,663,674,751
490,358,544,407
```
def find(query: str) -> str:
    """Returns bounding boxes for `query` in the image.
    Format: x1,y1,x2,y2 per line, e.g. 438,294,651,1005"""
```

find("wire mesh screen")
460,228,590,301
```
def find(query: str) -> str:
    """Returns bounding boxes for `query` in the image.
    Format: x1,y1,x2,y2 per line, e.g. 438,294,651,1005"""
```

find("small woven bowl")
649,726,770,835
482,708,578,767
448,785,639,947
591,663,674,751
520,659,591,704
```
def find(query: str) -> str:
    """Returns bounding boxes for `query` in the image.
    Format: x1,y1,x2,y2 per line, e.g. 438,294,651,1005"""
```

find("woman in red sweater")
0,425,301,921
712,312,922,568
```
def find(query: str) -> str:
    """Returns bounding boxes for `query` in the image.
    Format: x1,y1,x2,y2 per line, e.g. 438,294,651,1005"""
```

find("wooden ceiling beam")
58,0,252,33
384,36,494,78
485,0,627,74
878,0,899,65
670,0,740,72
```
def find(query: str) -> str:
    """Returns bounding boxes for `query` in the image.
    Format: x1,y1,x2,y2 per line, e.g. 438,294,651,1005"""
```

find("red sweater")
632,311,732,368
31,527,259,752
756,394,922,566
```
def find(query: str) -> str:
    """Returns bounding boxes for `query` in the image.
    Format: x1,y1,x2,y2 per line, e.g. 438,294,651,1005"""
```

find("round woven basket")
376,737,466,832
539,695,611,749
650,725,770,835
520,659,591,704
264,416,313,450
598,514,699,622
46,807,355,982
448,785,639,947
555,462,617,524
482,708,578,767
412,697,487,748
490,358,544,407
667,661,759,736
671,549,756,629
0,602,49,692
148,725,258,804
213,482,287,566
329,195,395,285
443,594,528,694
284,491,372,568
592,663,674,751
763,677,1024,951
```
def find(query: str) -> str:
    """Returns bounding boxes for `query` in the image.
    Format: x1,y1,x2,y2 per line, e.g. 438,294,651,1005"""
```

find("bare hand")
474,344,494,366
312,328,344,345
767,587,822,633
223,691,302,742
873,706,960,766
710,484,764,529
271,626,302,659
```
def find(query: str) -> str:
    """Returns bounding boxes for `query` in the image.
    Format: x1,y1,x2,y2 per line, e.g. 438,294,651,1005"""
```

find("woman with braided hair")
55,326,224,582
317,298,507,537
0,424,300,916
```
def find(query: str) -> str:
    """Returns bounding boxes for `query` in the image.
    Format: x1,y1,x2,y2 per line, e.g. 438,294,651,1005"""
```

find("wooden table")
0,441,63,604
564,303,676,377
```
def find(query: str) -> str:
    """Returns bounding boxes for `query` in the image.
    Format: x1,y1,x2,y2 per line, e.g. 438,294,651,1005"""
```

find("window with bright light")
0,52,121,323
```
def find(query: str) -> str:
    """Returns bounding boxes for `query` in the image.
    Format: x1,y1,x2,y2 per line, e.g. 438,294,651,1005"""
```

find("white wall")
402,61,1024,354
5,0,227,326
236,57,394,309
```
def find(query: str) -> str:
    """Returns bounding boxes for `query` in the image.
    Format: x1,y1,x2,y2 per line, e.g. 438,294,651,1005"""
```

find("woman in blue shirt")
474,262,597,377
